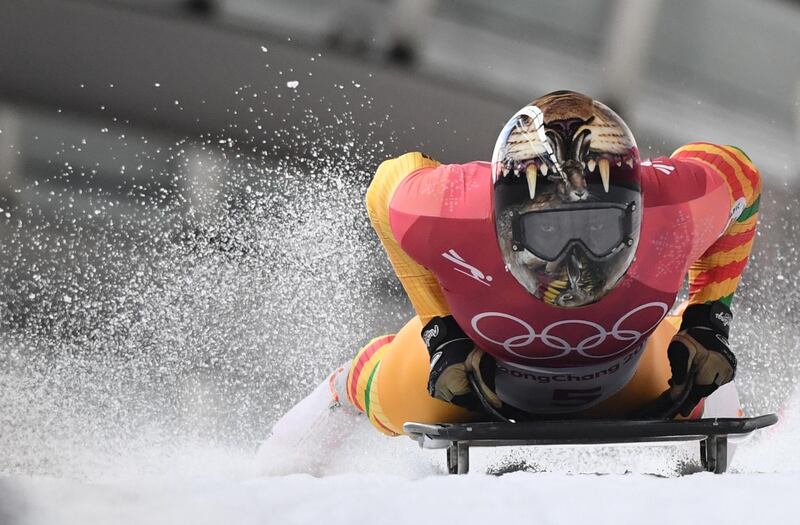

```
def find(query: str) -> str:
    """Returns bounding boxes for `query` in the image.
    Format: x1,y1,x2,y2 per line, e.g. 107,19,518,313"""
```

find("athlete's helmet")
492,91,642,308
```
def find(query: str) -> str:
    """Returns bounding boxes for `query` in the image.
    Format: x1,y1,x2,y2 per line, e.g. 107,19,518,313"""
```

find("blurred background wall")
2,0,799,200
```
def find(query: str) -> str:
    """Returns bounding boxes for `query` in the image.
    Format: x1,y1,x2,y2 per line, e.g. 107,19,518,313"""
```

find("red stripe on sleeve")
689,258,749,294
722,147,761,192
700,228,756,258
373,416,399,436
348,335,394,411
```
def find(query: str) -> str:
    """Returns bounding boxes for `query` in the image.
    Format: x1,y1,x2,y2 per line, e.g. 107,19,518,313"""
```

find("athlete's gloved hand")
423,316,500,412
667,302,737,417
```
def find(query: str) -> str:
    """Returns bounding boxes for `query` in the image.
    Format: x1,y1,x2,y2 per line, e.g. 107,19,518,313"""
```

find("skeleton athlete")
259,91,761,471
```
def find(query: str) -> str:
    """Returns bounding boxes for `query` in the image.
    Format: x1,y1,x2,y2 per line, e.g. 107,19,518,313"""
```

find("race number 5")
552,387,603,407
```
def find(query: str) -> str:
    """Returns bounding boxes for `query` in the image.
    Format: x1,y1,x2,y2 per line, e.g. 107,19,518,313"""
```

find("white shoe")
701,381,743,419
256,365,362,476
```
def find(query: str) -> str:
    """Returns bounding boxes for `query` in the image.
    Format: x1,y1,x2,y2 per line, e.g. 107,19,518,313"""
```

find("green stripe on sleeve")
364,361,381,417
737,195,760,222
718,293,734,307
725,145,752,162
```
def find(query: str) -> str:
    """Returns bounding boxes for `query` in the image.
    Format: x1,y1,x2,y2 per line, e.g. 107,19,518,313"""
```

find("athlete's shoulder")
640,142,759,207
368,152,439,205
671,142,758,172
390,159,492,220
670,142,761,195
365,152,440,229
374,152,440,181
387,159,493,269
638,154,708,207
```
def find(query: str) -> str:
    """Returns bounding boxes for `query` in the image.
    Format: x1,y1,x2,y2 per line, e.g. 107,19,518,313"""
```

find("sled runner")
404,414,778,475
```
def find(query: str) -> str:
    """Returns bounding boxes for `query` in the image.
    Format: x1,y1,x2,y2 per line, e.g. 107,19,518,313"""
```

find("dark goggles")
511,203,636,262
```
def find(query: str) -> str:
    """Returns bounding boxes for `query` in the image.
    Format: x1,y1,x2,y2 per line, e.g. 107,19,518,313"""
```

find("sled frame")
404,414,778,475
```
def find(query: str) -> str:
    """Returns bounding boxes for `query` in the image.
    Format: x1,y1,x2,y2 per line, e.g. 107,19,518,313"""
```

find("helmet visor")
513,205,632,262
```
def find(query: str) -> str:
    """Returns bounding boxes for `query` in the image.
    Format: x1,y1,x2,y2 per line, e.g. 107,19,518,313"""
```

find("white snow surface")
4,471,798,525
3,395,800,525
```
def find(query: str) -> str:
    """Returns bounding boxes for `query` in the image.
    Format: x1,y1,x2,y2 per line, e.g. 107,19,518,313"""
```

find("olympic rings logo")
470,302,669,361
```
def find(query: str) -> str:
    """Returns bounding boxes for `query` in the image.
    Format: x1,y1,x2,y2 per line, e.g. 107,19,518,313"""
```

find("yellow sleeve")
366,152,451,324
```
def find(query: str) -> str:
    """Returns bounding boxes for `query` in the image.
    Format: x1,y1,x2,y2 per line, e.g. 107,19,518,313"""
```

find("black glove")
423,316,499,412
667,302,737,416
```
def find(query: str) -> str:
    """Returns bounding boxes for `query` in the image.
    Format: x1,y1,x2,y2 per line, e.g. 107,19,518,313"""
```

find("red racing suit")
345,144,761,428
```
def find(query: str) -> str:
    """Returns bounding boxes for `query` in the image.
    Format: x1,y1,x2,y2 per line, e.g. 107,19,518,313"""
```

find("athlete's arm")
670,143,761,307
367,153,502,412
665,142,762,415
366,152,451,323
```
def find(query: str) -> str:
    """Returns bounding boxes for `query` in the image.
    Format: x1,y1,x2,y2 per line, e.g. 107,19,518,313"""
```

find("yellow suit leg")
346,316,475,435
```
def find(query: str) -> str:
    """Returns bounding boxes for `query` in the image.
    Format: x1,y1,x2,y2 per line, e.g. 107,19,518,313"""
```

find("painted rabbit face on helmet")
492,91,642,308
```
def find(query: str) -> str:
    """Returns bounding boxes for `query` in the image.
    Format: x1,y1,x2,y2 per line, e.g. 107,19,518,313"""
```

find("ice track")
1,393,798,525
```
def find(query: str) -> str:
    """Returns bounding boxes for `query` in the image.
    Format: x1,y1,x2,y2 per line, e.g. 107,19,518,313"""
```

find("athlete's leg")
256,361,369,475
346,316,475,435
257,316,474,474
